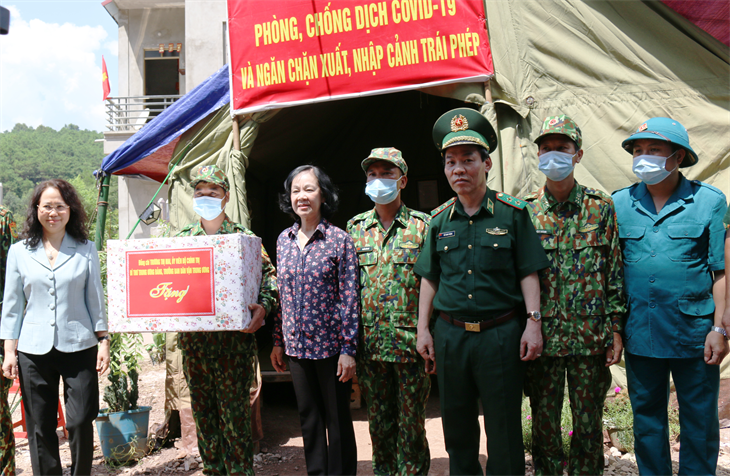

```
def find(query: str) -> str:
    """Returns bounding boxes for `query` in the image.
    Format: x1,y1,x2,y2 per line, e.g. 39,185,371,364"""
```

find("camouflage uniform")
523,183,626,475
177,165,278,475
0,206,16,476
347,148,431,476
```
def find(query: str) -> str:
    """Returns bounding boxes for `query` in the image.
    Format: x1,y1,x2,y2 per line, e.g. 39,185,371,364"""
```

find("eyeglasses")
37,205,69,214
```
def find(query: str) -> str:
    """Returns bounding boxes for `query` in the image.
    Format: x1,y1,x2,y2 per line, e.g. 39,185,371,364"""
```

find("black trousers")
18,347,99,476
289,355,357,475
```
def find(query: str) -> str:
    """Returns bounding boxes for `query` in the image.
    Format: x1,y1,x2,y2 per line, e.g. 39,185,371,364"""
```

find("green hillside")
0,123,118,240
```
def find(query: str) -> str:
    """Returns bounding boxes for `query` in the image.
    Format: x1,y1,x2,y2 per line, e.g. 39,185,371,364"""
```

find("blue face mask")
632,151,676,185
538,150,575,182
365,178,401,205
193,196,224,221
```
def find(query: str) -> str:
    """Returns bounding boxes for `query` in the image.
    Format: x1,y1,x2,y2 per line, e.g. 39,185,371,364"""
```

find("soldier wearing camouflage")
523,115,626,475
347,147,431,475
177,165,278,476
0,206,16,475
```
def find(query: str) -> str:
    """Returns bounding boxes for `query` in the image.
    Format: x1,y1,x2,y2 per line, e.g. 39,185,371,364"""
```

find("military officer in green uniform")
347,148,431,475
177,165,278,475
0,205,17,475
415,108,550,476
523,115,626,475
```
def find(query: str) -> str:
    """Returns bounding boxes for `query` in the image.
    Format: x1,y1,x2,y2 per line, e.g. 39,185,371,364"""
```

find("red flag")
102,56,111,101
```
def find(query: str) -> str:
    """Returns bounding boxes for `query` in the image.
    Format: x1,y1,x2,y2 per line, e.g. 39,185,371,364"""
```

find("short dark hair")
279,165,339,221
22,179,89,248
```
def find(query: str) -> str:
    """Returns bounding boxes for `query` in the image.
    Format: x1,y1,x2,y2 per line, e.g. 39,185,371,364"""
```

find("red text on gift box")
126,248,215,318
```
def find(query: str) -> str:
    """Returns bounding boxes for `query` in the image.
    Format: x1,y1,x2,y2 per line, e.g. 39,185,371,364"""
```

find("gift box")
106,234,262,332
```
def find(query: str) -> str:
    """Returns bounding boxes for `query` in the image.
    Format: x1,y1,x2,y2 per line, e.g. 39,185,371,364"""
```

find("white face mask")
632,151,676,185
193,196,224,220
365,177,401,205
538,151,576,182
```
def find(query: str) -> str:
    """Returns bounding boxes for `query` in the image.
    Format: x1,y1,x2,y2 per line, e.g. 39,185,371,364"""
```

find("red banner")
126,248,215,318
227,0,493,115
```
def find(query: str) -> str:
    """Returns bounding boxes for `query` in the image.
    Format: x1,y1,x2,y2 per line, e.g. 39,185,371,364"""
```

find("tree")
0,123,118,236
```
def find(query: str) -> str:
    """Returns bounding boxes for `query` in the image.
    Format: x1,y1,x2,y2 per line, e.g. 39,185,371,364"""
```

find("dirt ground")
10,360,730,476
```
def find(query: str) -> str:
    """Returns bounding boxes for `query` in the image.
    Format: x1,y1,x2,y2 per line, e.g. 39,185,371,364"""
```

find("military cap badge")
450,114,469,132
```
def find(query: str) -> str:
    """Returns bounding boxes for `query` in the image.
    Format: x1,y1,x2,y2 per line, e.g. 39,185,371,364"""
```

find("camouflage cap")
432,108,498,154
361,147,408,175
190,164,229,192
534,115,583,150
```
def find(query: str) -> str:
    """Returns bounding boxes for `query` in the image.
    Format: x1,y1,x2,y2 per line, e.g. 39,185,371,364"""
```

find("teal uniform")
613,175,727,476
414,189,549,475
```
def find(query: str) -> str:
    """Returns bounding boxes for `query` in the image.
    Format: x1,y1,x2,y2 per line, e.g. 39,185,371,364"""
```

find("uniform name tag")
535,229,551,235
579,224,599,233
357,246,373,253
438,231,455,239
399,241,419,249
485,227,508,235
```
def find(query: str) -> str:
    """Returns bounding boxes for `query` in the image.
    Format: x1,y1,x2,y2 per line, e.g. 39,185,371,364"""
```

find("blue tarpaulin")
100,64,230,175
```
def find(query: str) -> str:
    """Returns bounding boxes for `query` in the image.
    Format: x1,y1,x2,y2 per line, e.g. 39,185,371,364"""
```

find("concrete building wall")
108,0,227,240
123,7,186,97
119,177,170,239
185,0,228,91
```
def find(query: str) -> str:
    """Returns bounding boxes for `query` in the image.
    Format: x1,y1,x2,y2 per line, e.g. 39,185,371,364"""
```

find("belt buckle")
464,322,481,332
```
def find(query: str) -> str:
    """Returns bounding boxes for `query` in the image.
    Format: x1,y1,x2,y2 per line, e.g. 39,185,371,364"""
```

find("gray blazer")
0,234,107,355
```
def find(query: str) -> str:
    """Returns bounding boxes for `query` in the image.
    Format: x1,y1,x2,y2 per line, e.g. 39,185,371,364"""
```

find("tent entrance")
245,89,467,260
245,89,466,363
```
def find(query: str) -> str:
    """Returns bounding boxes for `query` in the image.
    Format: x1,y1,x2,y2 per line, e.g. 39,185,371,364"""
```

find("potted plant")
96,332,152,463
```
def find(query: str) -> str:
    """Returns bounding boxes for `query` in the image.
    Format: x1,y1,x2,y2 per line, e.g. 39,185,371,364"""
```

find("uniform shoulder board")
496,192,527,210
611,183,638,197
522,191,539,202
584,187,611,202
692,180,724,197
410,209,431,222
233,224,250,234
348,211,370,226
431,197,457,217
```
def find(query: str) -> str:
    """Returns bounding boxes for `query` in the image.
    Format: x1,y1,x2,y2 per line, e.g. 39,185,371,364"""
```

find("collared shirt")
176,216,278,356
414,188,549,320
274,219,359,359
724,206,730,229
524,183,626,357
347,205,430,363
613,174,727,358
0,206,17,308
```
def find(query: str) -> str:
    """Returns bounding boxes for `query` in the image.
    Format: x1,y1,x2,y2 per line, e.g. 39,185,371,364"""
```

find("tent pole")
231,115,241,151
95,174,111,251
125,112,223,239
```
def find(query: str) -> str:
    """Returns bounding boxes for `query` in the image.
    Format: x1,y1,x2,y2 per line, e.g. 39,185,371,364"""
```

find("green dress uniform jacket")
347,205,430,363
413,189,549,476
524,183,626,357
414,189,549,319
176,217,278,357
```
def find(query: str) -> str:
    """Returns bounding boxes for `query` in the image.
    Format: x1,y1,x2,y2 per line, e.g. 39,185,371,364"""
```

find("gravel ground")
9,359,730,475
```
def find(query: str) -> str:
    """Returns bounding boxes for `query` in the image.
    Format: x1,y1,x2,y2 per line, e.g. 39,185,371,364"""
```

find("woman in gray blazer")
1,179,109,476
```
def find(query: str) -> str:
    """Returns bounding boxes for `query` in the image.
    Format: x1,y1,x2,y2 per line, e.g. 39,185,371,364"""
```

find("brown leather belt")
439,309,516,332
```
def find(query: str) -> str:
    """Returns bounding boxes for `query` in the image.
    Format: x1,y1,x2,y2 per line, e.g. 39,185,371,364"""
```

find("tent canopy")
100,64,231,182
101,0,729,236
483,0,729,198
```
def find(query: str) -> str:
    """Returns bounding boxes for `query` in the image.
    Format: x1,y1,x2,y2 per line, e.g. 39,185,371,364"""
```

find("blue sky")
0,0,119,132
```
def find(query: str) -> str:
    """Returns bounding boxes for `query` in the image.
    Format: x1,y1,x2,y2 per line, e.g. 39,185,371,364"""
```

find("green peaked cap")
432,107,498,153
534,115,583,150
190,164,230,192
361,147,408,175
